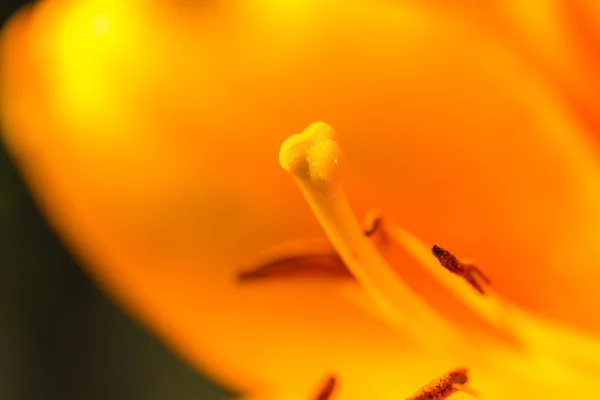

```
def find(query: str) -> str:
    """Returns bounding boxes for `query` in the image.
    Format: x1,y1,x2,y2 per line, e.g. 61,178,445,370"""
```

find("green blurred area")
0,3,234,399
0,138,234,400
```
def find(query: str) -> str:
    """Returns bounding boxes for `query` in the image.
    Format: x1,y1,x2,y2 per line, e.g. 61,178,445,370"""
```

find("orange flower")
3,0,600,398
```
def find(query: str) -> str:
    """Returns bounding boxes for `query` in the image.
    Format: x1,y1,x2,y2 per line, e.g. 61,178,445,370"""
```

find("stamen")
237,253,351,282
363,213,513,335
406,367,477,400
310,370,475,400
279,122,458,343
237,237,353,282
431,245,491,295
364,216,381,237
313,374,337,400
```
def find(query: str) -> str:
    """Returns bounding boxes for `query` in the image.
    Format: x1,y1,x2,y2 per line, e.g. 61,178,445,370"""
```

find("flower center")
275,121,522,351
239,121,600,399
279,122,457,343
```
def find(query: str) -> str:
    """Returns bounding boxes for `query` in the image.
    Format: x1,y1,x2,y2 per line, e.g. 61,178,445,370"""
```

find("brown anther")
364,216,381,237
314,374,337,400
237,254,352,282
431,245,490,295
406,367,476,400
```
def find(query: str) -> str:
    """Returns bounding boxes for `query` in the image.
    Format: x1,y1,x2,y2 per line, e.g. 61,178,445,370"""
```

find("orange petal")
3,0,600,397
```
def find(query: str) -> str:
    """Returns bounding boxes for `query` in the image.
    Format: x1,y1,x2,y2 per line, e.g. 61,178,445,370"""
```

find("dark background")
0,2,233,399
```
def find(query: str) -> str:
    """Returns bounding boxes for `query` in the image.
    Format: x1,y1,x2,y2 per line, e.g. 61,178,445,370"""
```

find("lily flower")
3,1,600,399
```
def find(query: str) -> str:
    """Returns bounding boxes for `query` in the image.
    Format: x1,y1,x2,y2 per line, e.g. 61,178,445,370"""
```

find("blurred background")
0,2,232,399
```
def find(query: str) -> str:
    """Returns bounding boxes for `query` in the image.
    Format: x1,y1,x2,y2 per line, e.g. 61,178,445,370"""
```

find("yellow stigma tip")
279,122,345,189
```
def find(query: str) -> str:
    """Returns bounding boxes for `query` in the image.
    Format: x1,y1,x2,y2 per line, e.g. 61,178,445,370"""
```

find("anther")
314,374,337,400
364,216,381,237
237,253,352,282
431,245,490,295
406,367,477,400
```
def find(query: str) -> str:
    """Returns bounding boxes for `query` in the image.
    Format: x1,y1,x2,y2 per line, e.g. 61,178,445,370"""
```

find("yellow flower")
3,0,600,398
